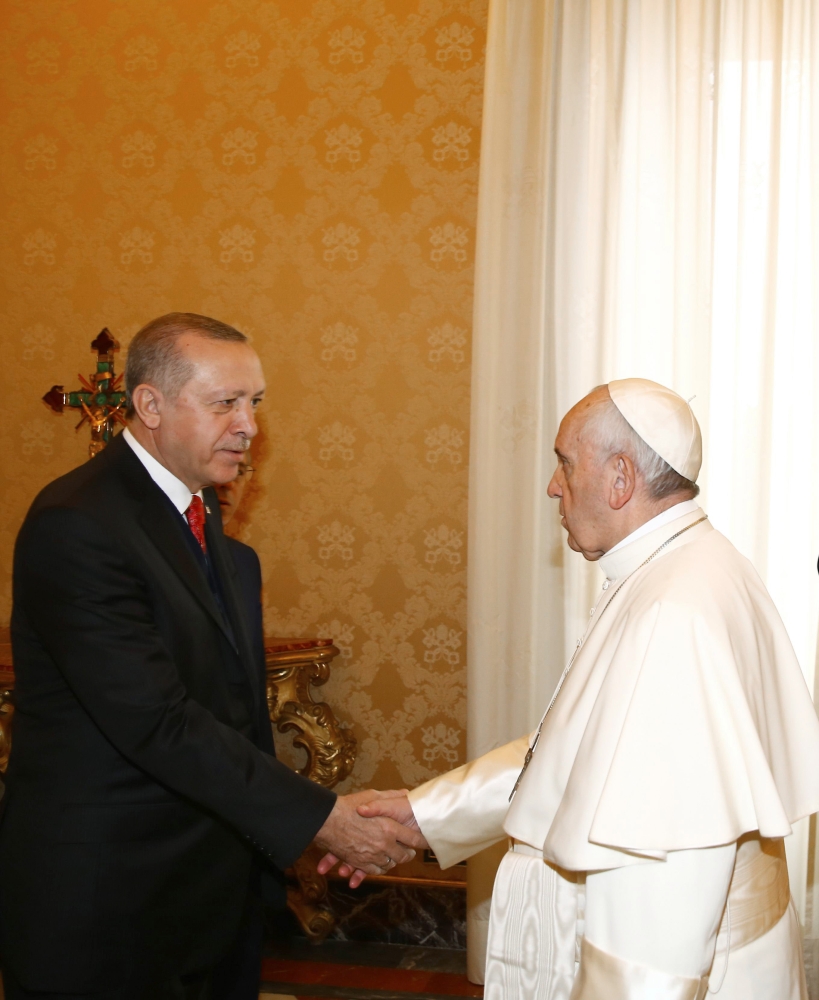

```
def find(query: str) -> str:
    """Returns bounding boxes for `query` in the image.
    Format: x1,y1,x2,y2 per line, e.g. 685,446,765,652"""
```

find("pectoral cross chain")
509,741,539,800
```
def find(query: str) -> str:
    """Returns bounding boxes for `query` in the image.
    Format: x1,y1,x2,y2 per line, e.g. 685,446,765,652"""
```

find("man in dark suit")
1,313,419,999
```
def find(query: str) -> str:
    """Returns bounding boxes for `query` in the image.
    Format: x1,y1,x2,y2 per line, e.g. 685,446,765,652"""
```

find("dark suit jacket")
0,434,335,992
225,535,287,910
225,537,271,750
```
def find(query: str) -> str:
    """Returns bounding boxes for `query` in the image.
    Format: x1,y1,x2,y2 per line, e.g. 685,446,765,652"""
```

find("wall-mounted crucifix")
42,329,127,458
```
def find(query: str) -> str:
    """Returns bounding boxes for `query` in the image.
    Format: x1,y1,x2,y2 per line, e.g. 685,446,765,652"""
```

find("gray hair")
125,312,247,417
582,388,699,501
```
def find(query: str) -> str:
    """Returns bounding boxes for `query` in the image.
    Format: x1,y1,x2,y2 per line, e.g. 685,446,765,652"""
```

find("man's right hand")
316,791,427,888
313,789,425,883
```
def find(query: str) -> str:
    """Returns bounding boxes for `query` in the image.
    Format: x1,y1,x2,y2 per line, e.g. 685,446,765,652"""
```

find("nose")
547,468,562,499
232,400,258,440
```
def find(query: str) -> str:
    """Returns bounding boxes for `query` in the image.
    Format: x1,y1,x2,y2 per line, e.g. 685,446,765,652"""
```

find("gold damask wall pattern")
0,0,485,794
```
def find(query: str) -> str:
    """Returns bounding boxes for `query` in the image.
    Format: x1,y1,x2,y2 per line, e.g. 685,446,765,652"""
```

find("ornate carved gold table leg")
265,638,357,942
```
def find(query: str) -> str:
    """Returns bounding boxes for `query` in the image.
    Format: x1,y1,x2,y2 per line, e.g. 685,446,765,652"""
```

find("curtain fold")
467,0,819,979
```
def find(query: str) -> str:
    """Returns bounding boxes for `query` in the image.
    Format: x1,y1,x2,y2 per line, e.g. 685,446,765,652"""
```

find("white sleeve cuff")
408,736,529,869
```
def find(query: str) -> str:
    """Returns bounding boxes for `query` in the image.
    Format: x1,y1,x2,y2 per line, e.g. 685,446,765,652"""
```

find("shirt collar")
605,498,701,557
123,427,202,516
598,500,709,581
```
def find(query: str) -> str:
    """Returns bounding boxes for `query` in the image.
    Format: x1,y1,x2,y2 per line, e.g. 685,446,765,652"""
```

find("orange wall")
0,0,485,793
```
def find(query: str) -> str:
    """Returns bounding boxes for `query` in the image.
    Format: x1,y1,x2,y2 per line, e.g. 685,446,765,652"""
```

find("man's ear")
609,454,636,510
130,384,164,431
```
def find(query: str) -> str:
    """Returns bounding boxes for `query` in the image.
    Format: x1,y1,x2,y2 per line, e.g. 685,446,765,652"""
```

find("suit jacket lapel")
109,436,238,649
203,488,263,709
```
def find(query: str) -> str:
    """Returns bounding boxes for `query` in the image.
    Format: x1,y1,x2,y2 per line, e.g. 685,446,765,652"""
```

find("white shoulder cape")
505,512,819,870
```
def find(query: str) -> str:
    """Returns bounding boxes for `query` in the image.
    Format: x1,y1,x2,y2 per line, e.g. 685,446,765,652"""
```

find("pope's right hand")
316,791,427,888
314,789,425,888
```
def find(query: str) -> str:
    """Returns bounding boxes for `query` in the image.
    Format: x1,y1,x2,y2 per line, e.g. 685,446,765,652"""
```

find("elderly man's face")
547,401,612,562
150,335,265,491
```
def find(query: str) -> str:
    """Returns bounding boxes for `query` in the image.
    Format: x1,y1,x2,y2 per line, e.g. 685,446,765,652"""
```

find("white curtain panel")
466,0,819,979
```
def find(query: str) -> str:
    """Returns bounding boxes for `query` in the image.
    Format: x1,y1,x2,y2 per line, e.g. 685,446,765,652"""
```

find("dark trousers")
210,904,264,1000
2,902,264,1000
1,969,212,1000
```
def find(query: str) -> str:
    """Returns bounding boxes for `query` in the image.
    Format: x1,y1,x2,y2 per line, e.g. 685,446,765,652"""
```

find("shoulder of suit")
225,535,261,566
224,536,263,588
27,433,142,518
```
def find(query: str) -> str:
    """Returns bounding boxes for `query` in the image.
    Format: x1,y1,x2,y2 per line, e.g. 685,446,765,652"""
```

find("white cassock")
409,502,819,1000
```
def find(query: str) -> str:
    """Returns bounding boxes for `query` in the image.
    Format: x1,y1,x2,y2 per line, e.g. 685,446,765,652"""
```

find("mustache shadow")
221,437,252,451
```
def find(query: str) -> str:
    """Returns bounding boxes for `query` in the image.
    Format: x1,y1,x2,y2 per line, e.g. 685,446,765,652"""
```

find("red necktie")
185,495,207,554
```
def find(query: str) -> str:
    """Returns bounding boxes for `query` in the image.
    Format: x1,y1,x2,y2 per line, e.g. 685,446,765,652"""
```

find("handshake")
313,789,428,889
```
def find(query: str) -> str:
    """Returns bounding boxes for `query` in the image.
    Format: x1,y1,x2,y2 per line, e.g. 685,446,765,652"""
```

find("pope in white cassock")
324,378,819,999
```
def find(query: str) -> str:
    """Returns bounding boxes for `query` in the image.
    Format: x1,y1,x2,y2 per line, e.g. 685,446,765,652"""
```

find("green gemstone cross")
42,328,127,457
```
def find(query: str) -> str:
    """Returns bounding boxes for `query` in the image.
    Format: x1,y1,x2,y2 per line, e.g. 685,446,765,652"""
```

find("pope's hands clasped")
314,789,428,889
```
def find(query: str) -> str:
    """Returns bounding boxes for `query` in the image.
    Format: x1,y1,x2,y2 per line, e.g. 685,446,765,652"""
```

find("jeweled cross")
42,329,127,457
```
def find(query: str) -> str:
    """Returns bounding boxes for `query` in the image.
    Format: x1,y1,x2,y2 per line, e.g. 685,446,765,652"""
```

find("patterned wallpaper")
0,0,486,796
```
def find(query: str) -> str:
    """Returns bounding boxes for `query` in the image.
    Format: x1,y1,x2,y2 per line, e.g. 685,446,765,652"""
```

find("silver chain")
508,516,708,802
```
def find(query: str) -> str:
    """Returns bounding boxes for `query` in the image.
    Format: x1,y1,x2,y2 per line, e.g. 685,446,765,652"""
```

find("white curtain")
467,0,819,980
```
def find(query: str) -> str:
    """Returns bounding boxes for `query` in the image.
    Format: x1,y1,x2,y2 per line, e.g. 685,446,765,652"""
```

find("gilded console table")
0,628,356,941
264,637,357,941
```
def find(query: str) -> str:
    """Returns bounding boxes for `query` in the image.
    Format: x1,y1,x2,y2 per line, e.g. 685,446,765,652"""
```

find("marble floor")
259,938,480,1000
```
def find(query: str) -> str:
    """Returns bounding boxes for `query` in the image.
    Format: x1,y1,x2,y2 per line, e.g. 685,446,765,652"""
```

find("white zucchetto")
608,378,702,482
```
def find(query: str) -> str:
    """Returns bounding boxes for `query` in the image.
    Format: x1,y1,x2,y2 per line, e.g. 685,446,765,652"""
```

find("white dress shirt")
123,427,203,515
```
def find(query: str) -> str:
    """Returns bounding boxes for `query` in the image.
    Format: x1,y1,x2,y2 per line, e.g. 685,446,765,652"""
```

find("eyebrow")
210,386,266,399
